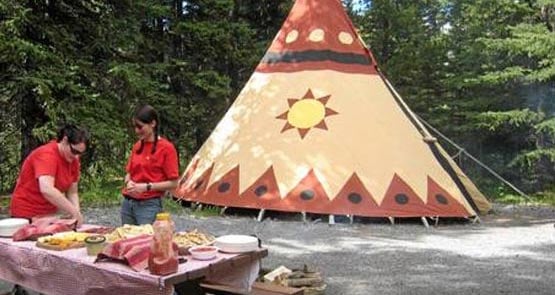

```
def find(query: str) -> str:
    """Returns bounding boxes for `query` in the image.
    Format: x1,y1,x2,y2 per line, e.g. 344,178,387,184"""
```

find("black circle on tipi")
300,190,314,201
193,180,204,190
348,193,362,204
218,182,230,193
435,194,448,205
255,185,268,197
395,194,409,205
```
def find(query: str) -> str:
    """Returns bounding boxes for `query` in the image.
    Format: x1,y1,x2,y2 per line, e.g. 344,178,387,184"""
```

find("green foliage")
2,0,555,203
0,0,287,196
476,109,542,132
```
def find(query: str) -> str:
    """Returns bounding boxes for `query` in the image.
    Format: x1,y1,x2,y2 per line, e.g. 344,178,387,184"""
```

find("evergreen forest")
1,0,555,205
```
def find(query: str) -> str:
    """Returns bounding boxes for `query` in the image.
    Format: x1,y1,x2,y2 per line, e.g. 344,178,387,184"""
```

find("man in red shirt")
10,124,89,227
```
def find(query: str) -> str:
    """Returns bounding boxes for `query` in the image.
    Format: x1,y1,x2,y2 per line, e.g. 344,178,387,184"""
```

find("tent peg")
220,206,228,215
328,215,335,225
430,216,440,226
421,217,430,228
348,215,354,224
387,216,395,225
301,212,307,223
195,203,202,211
257,209,266,222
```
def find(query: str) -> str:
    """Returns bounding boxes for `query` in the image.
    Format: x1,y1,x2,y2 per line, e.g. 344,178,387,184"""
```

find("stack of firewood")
273,265,326,295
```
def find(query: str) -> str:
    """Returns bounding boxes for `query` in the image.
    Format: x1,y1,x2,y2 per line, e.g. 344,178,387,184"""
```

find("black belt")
123,195,162,202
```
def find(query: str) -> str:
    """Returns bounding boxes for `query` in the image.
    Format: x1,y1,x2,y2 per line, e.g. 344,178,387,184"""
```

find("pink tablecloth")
0,236,263,295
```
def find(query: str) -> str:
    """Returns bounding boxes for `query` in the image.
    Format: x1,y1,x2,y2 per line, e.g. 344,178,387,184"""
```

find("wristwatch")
146,182,152,191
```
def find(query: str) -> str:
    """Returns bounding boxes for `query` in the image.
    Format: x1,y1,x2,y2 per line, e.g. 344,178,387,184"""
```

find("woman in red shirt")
121,105,179,225
10,124,89,227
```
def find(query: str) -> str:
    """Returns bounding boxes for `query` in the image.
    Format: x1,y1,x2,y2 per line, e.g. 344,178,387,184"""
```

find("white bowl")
0,218,30,237
189,245,219,260
214,235,259,253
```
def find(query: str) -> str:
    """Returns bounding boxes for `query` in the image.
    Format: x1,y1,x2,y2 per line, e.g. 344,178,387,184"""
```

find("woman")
10,124,89,227
121,105,179,225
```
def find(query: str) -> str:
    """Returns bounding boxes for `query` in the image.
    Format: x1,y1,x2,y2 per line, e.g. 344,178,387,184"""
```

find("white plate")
0,218,30,237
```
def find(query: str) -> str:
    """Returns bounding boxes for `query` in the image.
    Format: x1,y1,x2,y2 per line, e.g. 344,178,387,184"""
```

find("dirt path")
2,203,553,294
84,203,555,295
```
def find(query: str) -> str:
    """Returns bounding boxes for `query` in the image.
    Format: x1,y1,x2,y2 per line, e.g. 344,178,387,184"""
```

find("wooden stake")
328,215,335,225
257,209,266,222
421,217,430,228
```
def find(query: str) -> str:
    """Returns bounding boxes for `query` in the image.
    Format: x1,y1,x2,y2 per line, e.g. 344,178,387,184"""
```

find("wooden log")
284,277,323,287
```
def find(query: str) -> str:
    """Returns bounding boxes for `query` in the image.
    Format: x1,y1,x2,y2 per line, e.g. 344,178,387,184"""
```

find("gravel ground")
83,203,555,295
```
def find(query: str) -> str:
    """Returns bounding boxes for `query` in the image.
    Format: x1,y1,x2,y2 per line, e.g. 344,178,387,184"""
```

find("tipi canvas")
175,0,491,218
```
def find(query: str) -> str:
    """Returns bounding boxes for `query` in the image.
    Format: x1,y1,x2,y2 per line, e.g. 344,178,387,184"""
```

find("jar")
84,235,107,256
148,212,178,275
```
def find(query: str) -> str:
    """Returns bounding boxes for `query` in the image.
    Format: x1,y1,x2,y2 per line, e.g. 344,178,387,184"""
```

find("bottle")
148,212,178,275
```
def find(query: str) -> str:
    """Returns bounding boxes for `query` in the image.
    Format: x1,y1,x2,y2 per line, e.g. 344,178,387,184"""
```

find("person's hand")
72,211,84,228
126,180,147,195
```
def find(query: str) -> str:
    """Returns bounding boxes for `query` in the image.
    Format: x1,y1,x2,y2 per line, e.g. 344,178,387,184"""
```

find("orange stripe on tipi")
238,166,284,210
426,177,471,217
203,165,240,207
281,169,331,213
380,174,434,217
328,173,384,216
176,164,214,201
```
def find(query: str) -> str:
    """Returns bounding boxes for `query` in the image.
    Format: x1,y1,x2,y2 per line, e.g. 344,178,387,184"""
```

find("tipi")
175,0,491,219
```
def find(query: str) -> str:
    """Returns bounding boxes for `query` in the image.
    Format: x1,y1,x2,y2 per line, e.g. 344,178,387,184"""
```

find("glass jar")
84,235,106,256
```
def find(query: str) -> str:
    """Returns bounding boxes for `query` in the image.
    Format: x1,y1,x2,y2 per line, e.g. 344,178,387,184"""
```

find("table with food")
0,215,266,295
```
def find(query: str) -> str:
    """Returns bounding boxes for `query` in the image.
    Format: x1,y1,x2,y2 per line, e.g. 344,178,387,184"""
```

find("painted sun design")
276,89,338,139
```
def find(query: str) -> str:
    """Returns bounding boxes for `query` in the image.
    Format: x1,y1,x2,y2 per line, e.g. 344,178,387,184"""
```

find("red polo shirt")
10,141,80,218
123,137,179,200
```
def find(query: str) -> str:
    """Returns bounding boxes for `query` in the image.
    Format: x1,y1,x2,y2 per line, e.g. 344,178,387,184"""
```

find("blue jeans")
120,196,163,225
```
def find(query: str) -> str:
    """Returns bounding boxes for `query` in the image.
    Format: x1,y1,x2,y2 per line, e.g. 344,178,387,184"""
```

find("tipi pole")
381,77,435,140
386,72,529,202
416,116,532,202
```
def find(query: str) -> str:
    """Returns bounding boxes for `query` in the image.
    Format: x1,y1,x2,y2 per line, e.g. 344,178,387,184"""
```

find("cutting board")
36,240,85,251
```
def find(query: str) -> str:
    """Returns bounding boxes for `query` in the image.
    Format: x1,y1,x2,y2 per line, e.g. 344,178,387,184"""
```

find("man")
10,124,89,227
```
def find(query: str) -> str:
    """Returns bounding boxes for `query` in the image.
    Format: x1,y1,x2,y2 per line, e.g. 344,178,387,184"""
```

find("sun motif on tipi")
276,89,338,138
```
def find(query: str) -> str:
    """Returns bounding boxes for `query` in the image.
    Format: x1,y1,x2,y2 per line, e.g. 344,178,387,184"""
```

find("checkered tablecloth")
0,230,262,295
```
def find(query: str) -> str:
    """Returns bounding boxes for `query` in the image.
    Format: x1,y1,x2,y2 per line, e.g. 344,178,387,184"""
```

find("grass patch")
495,191,555,206
190,205,221,218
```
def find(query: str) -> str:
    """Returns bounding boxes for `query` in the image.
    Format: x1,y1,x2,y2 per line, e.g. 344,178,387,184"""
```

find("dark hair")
134,105,159,154
56,124,90,145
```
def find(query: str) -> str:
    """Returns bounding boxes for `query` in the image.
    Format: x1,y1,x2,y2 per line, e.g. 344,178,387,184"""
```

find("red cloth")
122,137,179,200
97,235,153,271
10,141,80,218
12,217,76,241
97,234,179,272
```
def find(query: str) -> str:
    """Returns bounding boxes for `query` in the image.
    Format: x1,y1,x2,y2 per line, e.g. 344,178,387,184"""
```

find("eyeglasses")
69,144,85,155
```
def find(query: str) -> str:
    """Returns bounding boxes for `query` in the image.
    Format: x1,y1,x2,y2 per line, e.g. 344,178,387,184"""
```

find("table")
0,237,267,295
